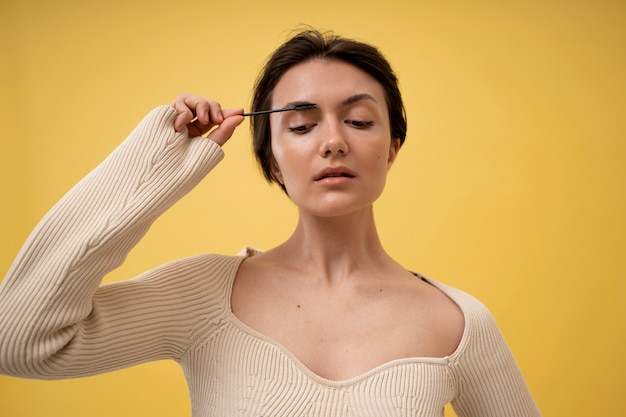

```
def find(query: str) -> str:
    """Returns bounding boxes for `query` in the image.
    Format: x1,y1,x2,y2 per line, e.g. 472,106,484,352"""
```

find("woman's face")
270,59,399,218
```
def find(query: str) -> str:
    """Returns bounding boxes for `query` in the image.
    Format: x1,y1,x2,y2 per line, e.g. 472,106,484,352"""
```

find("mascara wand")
242,103,317,117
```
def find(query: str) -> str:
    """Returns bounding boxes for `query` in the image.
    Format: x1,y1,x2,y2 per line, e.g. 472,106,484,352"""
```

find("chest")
180,321,456,417
230,273,463,381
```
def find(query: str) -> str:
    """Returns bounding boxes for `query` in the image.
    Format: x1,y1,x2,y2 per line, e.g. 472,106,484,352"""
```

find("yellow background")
1,0,624,416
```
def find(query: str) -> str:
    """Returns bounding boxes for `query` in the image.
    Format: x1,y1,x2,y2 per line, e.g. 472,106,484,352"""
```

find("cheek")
373,145,392,168
271,133,313,167
270,139,307,184
270,139,288,171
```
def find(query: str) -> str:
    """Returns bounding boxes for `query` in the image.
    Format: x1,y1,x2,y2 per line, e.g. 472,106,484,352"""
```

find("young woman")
0,30,541,416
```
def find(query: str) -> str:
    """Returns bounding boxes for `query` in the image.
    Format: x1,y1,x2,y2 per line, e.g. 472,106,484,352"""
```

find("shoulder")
421,276,515,361
405,274,467,357
423,276,502,337
138,252,245,278
128,252,246,301
420,276,493,320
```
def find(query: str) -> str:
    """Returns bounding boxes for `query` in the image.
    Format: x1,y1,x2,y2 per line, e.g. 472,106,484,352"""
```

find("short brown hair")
251,29,407,191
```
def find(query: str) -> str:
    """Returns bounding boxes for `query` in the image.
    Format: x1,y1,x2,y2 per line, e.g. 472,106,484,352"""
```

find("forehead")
271,59,386,107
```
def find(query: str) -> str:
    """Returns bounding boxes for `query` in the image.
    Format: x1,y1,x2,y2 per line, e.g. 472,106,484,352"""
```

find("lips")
314,166,356,181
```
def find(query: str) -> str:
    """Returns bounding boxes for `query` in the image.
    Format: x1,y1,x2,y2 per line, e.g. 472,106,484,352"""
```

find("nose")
318,121,349,157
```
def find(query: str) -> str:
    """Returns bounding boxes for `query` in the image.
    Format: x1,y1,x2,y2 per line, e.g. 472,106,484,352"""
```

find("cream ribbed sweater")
0,106,541,416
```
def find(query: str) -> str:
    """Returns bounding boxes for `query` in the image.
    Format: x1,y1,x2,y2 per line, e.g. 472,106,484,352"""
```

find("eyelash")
288,120,374,133
349,120,375,128
288,125,311,133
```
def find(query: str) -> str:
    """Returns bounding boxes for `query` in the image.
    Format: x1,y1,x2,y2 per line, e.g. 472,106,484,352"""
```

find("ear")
271,158,284,184
387,138,401,169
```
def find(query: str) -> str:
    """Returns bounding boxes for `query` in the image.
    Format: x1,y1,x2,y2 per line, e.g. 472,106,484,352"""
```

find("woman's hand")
168,93,244,146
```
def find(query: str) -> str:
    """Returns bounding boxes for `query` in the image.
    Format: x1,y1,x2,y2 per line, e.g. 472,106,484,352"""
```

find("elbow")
0,322,78,379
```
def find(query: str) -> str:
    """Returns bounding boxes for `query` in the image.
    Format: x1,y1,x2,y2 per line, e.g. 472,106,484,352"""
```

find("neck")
277,206,391,283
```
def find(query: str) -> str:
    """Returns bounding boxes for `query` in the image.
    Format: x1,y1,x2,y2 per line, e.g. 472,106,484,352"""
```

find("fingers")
169,93,224,132
168,93,244,145
205,112,245,146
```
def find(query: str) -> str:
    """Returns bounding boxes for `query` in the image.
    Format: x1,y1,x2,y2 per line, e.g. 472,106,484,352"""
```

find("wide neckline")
222,250,470,388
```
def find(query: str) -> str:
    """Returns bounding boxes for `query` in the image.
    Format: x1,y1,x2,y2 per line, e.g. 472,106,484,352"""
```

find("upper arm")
1,254,228,380
450,296,541,417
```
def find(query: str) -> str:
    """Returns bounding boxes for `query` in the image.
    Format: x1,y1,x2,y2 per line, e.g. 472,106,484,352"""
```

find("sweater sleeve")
448,290,542,417
0,105,225,379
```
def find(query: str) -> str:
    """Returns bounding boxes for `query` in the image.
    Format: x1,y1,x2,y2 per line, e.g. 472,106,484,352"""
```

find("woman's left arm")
450,296,542,417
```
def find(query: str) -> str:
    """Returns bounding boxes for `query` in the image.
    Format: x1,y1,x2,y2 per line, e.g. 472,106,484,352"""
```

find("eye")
288,124,315,134
346,120,375,129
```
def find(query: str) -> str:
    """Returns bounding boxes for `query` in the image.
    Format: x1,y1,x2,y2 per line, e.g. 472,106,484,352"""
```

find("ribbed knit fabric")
0,106,541,416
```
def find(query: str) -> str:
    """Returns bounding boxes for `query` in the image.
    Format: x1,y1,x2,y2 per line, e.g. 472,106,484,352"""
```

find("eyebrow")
282,100,317,109
282,94,378,110
341,93,378,106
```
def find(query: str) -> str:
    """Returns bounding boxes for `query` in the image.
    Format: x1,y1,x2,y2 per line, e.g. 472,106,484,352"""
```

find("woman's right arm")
0,96,243,378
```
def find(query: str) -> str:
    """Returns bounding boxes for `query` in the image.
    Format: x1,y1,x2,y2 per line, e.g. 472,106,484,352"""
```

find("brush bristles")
242,103,317,117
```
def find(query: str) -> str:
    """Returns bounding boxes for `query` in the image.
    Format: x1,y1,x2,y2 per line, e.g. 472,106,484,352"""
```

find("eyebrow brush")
242,103,317,117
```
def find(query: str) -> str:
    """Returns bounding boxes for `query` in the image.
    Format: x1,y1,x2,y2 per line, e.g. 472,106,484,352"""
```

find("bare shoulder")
386,272,466,357
230,251,291,316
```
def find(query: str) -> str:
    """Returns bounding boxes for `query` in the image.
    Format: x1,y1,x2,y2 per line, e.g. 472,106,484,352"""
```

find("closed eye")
346,120,375,129
288,124,315,133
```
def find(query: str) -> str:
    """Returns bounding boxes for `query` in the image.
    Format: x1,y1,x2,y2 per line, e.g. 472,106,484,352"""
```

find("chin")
299,196,379,219
286,184,385,216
